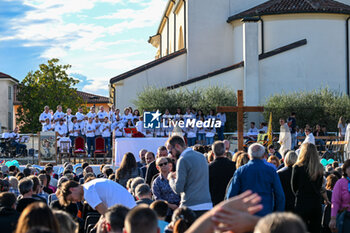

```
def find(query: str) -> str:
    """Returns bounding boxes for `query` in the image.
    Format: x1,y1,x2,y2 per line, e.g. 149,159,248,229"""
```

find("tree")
16,58,84,133
263,88,350,132
134,86,237,131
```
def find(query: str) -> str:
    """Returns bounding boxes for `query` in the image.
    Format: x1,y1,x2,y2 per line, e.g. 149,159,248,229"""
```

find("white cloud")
2,0,167,95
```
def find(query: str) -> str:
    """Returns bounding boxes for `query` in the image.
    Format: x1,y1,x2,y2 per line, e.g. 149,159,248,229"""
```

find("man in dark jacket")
0,192,20,233
209,141,236,205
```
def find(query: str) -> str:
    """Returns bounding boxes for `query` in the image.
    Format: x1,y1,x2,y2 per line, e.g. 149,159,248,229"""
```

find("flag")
267,112,273,146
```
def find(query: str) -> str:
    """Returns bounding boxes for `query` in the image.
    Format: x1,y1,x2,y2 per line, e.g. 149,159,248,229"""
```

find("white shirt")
39,112,52,129
101,122,111,137
1,132,10,139
121,114,133,123
260,126,268,134
205,128,216,137
66,114,75,128
247,127,259,136
55,123,68,137
108,111,116,123
216,113,226,125
85,122,96,137
112,122,124,137
69,123,80,137
135,120,144,133
97,111,108,121
43,124,53,132
303,132,315,145
87,111,96,119
53,111,65,124
83,178,136,209
94,121,101,136
187,127,197,138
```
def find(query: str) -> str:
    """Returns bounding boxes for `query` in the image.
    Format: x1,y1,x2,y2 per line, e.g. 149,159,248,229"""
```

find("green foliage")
134,86,237,131
263,88,350,132
16,58,84,133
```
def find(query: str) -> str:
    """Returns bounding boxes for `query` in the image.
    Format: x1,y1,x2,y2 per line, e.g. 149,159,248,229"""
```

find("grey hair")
254,212,307,233
212,141,225,157
284,151,298,167
130,177,145,196
9,176,18,188
248,143,265,158
19,177,33,195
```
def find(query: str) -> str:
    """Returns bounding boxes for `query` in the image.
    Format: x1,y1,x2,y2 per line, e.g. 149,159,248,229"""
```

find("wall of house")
186,0,235,79
114,52,187,109
0,80,15,131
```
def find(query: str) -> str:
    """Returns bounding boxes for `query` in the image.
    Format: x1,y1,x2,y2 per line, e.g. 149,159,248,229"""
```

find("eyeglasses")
158,162,168,167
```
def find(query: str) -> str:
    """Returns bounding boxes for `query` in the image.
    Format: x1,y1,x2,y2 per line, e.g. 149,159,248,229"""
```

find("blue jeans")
217,125,225,140
11,141,26,155
291,133,297,149
197,133,205,142
206,137,214,145
187,137,196,146
86,137,95,155
70,136,76,148
104,137,111,153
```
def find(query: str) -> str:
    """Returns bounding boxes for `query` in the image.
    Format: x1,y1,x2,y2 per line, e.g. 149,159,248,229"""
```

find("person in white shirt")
39,106,52,131
43,118,54,132
259,122,268,134
94,116,102,138
112,121,124,137
187,126,197,146
87,106,96,119
132,109,140,121
121,108,133,123
115,109,121,122
97,106,108,122
66,108,74,131
302,127,315,145
183,108,193,124
69,117,80,148
55,119,68,139
57,178,136,215
10,127,27,156
197,116,206,144
247,122,259,141
216,112,226,140
135,116,145,135
53,105,65,126
108,106,116,123
85,117,96,157
75,107,85,135
101,117,111,153
205,127,216,145
55,119,68,149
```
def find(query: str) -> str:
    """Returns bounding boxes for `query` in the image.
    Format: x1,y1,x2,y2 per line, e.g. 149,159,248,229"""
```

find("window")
178,26,184,49
8,86,11,100
8,112,12,131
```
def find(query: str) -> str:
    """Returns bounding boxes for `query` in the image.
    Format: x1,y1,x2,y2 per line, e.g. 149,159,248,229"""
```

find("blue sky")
0,0,167,96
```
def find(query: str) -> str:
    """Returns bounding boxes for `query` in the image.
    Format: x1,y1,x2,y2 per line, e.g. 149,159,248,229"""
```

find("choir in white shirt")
39,106,226,148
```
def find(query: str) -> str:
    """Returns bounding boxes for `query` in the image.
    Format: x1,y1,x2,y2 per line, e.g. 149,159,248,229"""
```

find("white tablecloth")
114,138,168,167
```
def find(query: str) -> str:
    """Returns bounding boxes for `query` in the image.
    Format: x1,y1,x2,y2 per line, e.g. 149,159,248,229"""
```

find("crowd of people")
0,134,349,233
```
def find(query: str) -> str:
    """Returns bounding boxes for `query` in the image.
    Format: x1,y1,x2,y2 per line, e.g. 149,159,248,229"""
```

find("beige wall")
0,79,16,132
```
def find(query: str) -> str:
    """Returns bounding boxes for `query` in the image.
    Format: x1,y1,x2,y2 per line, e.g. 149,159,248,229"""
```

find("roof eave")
228,10,350,23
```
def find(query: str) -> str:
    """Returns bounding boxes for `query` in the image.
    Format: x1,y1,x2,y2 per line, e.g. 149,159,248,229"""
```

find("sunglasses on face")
158,162,168,167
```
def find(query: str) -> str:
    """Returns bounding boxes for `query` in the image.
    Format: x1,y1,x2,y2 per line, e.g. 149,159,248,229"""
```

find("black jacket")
277,166,295,211
0,206,20,233
209,157,236,205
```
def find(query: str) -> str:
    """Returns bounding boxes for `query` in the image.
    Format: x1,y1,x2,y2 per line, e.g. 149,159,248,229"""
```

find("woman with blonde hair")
53,210,78,233
291,143,324,233
236,152,249,169
338,116,347,138
15,202,59,233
